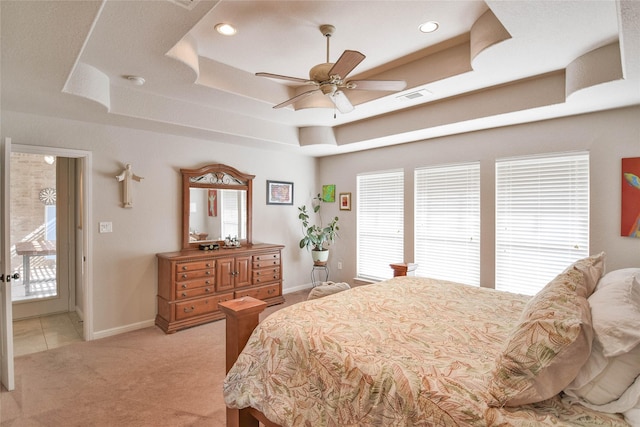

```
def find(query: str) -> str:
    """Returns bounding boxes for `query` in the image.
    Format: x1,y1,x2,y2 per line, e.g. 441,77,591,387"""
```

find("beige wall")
3,111,317,336
2,106,639,337
319,106,640,287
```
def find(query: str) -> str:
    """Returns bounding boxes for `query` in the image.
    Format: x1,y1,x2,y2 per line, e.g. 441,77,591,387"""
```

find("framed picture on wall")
322,184,336,202
339,192,351,211
266,180,294,205
621,157,640,238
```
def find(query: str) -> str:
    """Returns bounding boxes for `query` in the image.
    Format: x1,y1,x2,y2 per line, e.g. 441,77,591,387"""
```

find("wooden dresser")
156,243,284,333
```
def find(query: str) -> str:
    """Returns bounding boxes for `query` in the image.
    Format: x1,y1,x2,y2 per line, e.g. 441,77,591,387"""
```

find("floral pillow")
486,252,605,407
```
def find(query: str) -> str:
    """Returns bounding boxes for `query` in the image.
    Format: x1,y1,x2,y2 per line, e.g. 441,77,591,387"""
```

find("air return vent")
396,89,432,101
167,0,200,10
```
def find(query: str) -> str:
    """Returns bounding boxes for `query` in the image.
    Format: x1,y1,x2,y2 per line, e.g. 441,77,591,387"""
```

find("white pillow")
565,374,640,415
589,273,640,357
596,268,640,290
564,339,640,405
624,403,640,426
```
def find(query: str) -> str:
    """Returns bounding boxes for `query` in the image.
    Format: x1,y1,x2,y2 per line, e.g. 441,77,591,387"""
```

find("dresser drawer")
175,277,214,291
252,268,280,284
174,292,233,321
176,260,214,272
175,268,214,282
175,284,215,300
253,253,280,262
235,283,280,300
253,255,280,269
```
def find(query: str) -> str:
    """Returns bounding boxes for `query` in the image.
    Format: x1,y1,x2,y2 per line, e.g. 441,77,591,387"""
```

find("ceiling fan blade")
329,90,354,114
347,80,407,92
328,50,365,79
273,88,321,109
256,72,313,85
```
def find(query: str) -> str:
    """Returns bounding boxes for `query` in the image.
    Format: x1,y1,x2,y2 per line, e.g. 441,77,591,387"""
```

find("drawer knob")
181,292,187,297
205,288,211,292
268,289,275,294
182,274,188,279
182,284,187,289
182,266,188,271
184,306,195,313
206,271,211,275
206,263,211,267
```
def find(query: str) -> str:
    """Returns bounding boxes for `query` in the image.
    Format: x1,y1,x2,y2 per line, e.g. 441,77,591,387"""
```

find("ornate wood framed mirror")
181,164,254,250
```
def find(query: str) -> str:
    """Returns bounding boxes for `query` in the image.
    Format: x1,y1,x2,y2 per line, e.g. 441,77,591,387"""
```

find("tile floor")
12,312,83,357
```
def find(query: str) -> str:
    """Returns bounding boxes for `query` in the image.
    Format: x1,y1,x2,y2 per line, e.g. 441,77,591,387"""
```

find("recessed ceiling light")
215,23,237,36
419,21,439,33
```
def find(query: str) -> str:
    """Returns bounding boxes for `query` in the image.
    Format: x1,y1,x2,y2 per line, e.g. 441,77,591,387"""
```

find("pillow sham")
589,272,640,357
486,252,605,407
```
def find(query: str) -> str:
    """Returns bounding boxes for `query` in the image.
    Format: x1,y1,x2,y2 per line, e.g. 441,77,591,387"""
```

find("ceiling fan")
256,24,407,114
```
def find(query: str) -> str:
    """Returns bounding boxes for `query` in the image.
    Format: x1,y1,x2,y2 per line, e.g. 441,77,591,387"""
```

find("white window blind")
221,189,245,239
415,162,480,286
357,170,404,281
495,152,589,295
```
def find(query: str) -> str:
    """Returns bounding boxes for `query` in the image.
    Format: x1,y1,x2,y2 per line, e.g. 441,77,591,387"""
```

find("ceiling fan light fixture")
215,23,237,36
320,84,337,95
419,21,439,33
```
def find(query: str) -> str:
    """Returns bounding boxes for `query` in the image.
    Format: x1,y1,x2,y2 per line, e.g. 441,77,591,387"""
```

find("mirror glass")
182,164,253,250
188,188,247,243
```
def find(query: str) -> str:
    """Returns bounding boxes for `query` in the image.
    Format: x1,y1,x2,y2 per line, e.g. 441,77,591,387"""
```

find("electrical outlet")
99,222,112,233
337,261,343,270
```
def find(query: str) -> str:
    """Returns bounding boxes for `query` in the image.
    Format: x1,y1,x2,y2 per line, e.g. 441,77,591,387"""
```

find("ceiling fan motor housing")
309,62,334,82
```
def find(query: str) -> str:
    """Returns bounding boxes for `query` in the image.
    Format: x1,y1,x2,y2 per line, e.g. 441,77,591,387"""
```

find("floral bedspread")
223,277,629,426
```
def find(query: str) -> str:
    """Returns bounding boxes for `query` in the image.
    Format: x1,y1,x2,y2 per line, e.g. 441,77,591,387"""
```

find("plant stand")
311,265,329,287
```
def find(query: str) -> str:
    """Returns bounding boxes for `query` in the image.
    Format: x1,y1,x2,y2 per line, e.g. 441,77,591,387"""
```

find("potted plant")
298,194,339,266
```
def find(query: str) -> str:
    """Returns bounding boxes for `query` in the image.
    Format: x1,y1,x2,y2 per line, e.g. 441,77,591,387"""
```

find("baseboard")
92,319,156,340
283,283,313,294
93,285,312,340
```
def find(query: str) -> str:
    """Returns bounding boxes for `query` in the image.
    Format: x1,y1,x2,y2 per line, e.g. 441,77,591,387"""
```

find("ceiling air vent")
167,0,200,10
396,89,432,101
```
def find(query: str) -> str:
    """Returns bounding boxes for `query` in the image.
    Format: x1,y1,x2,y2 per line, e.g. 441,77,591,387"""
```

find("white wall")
2,111,317,336
319,106,640,287
4,106,639,337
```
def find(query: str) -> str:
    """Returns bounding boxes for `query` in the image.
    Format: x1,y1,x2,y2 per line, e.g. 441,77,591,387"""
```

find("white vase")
311,249,329,266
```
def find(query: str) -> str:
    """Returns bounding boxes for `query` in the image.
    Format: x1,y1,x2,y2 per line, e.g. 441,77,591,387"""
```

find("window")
414,162,480,286
495,152,589,295
357,170,404,281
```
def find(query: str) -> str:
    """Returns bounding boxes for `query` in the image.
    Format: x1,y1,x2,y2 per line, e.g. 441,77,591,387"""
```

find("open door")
1,137,15,391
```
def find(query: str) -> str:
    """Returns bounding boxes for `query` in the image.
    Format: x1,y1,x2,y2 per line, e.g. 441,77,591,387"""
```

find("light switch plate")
99,222,112,233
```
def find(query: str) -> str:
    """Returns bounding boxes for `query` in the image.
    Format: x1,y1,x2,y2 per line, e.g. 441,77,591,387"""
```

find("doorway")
7,145,92,353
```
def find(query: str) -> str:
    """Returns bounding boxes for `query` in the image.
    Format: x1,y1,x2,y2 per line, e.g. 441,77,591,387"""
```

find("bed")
221,253,639,426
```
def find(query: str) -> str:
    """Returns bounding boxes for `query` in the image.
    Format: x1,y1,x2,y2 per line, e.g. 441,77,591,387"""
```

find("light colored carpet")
0,289,309,426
